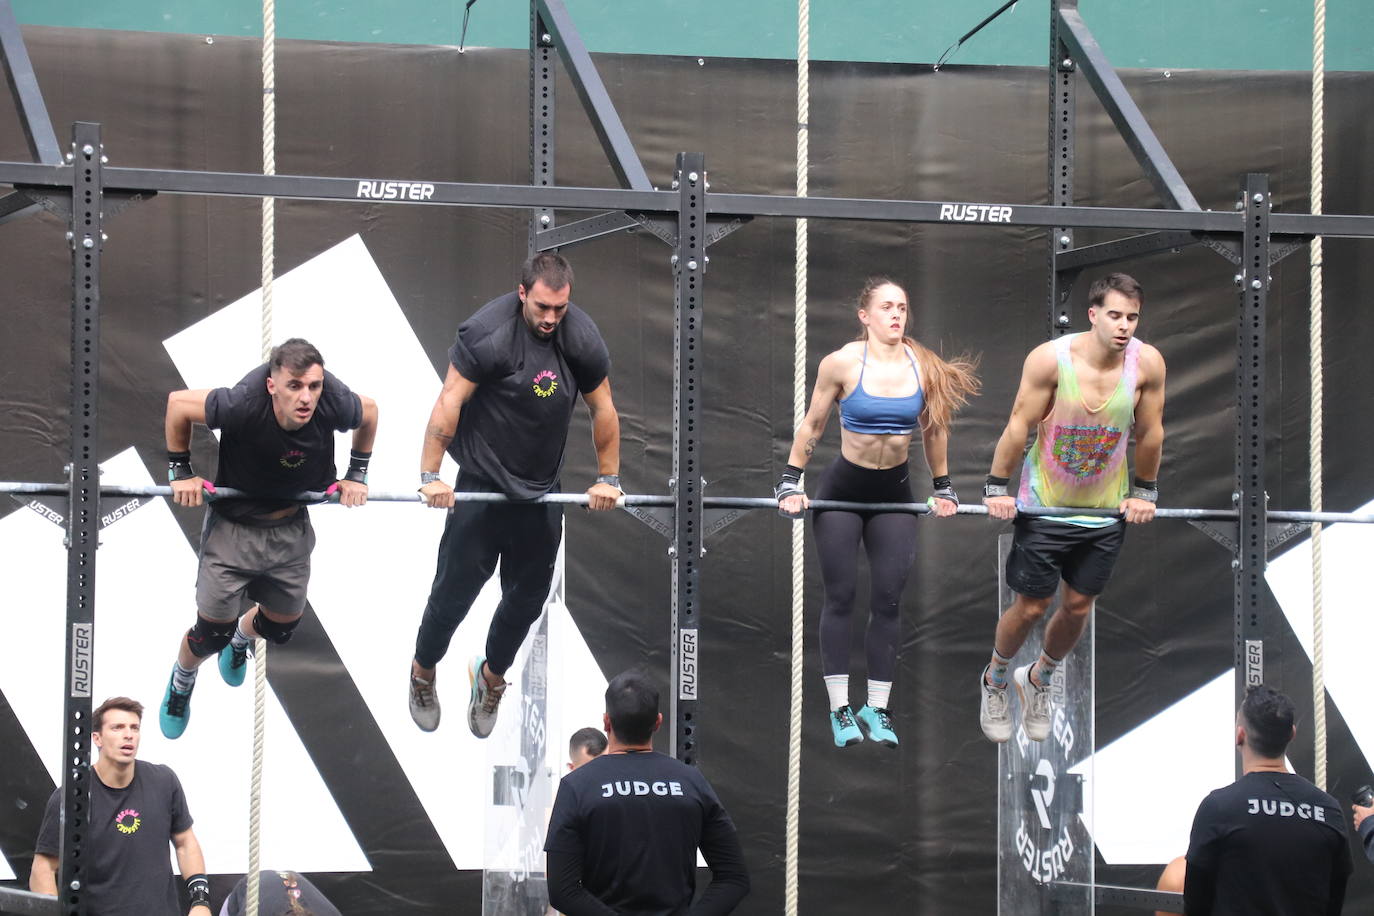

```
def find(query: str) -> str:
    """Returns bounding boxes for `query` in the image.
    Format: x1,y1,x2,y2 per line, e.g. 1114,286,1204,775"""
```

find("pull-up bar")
3,481,1372,525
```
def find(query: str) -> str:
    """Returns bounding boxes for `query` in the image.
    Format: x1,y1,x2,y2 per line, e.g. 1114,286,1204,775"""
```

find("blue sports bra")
838,343,925,435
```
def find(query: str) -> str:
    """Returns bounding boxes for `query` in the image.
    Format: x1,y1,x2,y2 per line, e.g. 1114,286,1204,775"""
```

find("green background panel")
10,1,1374,70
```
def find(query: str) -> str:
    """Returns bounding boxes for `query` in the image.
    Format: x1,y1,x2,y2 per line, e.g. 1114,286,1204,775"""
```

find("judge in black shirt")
1184,684,1351,915
159,338,378,739
409,253,622,737
544,670,749,916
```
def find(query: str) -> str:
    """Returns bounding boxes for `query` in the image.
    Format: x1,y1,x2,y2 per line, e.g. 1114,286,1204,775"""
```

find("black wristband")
985,475,1009,487
344,449,371,484
186,873,210,909
932,475,952,491
167,450,195,482
781,464,803,485
1133,477,1157,490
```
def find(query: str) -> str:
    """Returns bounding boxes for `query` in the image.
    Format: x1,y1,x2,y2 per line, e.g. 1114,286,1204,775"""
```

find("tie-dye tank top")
1018,333,1140,528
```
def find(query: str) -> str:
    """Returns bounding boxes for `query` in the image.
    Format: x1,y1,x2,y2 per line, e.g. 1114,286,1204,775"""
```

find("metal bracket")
623,503,672,539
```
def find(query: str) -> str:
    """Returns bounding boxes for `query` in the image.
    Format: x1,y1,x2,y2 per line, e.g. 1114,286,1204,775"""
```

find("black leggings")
813,456,919,681
414,472,562,676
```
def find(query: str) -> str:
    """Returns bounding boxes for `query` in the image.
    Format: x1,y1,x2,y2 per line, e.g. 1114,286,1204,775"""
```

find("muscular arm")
165,389,213,507
1130,345,1166,482
418,365,478,508
920,423,950,479
984,345,1057,520
988,345,1057,479
351,395,379,454
28,853,57,895
171,828,211,916
785,353,846,469
583,378,622,512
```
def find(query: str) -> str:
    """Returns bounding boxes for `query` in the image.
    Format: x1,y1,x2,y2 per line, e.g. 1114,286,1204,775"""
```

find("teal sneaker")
467,656,507,739
160,670,194,740
829,705,863,748
219,642,248,687
856,705,899,748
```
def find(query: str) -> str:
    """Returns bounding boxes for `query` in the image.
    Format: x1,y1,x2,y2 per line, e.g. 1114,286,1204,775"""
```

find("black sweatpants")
812,456,919,681
414,472,562,676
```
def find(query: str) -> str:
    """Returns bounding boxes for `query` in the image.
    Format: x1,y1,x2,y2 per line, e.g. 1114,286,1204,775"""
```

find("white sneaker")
409,672,440,732
1013,665,1052,741
979,667,1012,743
467,655,507,739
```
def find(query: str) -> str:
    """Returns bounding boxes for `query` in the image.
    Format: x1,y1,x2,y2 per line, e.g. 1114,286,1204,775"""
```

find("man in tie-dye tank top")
976,273,1166,744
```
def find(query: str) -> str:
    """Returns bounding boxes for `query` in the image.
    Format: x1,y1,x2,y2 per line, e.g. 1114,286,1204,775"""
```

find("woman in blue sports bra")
775,277,979,749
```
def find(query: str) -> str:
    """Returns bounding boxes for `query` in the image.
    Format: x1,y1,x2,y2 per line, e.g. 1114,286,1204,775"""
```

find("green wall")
11,1,1374,70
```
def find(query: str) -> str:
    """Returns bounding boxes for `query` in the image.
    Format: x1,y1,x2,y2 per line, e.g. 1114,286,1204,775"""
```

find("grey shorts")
195,509,315,622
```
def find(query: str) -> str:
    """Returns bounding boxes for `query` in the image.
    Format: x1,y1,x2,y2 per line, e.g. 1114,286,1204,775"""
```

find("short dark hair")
569,727,607,759
605,669,659,745
93,696,144,731
1241,684,1296,758
521,253,574,293
1088,272,1144,309
269,338,325,375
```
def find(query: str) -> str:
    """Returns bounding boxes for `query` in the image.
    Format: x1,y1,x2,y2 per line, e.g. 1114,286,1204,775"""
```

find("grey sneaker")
979,667,1012,743
409,672,440,732
1013,665,1052,741
467,655,507,739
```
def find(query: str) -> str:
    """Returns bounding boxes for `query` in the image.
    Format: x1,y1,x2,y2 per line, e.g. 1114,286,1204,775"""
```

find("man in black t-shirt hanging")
31,697,212,916
159,338,378,739
409,253,622,737
544,670,749,916
1184,685,1351,915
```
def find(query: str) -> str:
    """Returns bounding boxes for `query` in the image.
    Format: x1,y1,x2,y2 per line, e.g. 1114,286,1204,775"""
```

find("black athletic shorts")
1005,516,1124,599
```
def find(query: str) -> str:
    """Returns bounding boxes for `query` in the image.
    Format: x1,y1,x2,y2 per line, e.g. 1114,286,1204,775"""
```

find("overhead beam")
0,1,61,164
536,0,652,191
1057,7,1200,211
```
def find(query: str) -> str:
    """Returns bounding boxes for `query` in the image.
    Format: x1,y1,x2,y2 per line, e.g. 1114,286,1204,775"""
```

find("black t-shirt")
545,751,745,915
219,870,341,916
36,762,193,916
1185,771,1351,915
203,364,363,523
448,292,610,499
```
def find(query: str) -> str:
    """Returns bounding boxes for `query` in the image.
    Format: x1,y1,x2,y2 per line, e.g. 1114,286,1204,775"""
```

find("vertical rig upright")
529,4,555,253
1047,0,1077,336
670,152,706,764
1235,175,1271,720
61,120,104,916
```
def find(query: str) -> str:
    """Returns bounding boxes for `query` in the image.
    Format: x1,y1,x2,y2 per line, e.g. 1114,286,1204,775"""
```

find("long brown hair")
854,277,980,434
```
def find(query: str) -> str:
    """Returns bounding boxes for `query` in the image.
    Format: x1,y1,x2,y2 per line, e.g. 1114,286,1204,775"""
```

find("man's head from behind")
603,669,662,747
568,727,608,771
92,696,143,764
1237,684,1297,759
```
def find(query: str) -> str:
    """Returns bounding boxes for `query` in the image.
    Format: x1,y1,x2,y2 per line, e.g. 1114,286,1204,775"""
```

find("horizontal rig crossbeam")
3,482,1372,524
4,158,1374,237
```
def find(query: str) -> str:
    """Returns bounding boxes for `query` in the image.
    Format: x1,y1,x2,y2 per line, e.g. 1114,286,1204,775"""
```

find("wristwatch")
420,471,441,485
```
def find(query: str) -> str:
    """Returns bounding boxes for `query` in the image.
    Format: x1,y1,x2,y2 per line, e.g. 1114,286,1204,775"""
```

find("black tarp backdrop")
1,25,1373,914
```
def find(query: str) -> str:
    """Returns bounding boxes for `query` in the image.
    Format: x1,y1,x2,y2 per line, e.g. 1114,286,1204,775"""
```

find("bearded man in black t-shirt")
545,670,749,916
1184,685,1351,915
408,254,622,737
158,338,378,739
31,697,213,916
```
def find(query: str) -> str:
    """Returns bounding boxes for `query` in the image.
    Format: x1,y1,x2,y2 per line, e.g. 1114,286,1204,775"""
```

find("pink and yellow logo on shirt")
114,808,142,835
532,370,559,398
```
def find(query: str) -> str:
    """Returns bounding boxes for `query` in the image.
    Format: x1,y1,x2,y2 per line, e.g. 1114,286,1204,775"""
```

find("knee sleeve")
251,612,301,645
186,615,236,658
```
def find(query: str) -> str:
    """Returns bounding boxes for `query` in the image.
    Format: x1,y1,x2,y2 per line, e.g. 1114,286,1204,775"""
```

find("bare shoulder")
819,344,862,377
1136,342,1167,380
1022,341,1059,384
